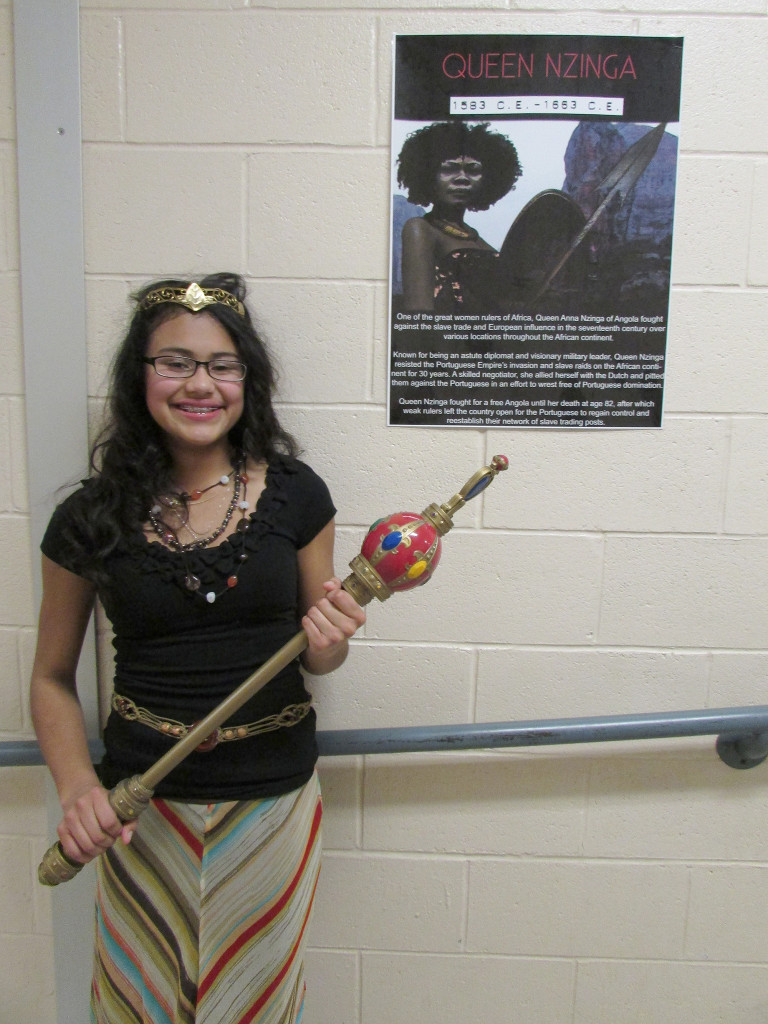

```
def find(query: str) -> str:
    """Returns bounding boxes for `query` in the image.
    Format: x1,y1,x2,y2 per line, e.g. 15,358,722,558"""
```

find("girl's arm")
297,520,365,675
30,556,135,864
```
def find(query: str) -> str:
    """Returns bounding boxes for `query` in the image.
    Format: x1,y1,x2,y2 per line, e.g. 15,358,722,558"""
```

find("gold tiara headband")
138,282,245,317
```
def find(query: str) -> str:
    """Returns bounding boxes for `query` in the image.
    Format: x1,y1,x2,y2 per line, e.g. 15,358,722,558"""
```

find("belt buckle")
194,727,219,752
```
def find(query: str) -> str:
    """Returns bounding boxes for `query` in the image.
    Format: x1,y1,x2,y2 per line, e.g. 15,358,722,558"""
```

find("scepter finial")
343,455,508,606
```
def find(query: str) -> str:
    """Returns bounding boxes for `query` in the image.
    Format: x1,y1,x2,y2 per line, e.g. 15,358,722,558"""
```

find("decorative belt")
111,692,312,752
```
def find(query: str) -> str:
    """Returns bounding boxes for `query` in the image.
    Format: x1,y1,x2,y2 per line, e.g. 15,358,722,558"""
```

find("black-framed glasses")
143,355,247,382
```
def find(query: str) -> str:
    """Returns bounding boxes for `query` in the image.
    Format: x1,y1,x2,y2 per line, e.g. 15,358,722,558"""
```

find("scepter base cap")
39,843,84,886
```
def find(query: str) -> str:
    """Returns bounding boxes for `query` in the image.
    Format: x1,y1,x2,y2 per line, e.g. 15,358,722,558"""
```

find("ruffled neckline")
127,457,295,590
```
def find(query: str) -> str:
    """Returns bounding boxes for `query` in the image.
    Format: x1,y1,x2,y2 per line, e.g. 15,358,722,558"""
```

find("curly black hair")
62,273,298,583
396,122,522,211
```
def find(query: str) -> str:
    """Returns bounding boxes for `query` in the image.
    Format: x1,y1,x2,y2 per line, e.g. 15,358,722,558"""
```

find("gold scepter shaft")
38,455,508,886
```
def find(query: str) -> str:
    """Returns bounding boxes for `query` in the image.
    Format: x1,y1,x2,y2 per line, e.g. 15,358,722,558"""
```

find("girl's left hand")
302,578,366,654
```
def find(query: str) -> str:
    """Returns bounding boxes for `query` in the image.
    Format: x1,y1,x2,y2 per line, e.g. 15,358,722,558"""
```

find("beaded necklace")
182,470,236,503
148,455,252,604
425,212,479,240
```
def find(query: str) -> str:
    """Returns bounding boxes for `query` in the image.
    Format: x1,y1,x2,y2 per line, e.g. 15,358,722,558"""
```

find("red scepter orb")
38,455,508,885
342,453,508,604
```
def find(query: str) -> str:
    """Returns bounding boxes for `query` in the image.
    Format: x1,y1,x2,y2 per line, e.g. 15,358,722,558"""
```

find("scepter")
38,455,508,885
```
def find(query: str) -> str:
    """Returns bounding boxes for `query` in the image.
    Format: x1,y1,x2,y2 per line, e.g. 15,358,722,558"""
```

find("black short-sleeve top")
41,457,336,801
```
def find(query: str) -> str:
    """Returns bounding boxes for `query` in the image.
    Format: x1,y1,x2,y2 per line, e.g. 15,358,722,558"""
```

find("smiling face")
144,311,245,458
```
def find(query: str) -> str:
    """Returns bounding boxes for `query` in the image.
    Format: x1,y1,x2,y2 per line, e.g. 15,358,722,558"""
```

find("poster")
389,34,683,428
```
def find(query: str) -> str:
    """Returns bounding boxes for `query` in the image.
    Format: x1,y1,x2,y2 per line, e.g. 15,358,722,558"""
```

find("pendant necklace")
148,454,252,604
173,489,233,543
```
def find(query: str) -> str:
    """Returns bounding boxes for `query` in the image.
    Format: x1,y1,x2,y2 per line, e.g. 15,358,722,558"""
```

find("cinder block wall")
3,2,768,1022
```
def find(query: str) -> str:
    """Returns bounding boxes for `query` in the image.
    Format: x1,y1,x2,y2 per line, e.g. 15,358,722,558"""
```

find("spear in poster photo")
529,122,668,303
38,455,509,886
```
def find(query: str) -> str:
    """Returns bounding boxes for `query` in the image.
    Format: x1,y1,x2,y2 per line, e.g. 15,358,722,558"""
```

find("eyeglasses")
143,355,247,382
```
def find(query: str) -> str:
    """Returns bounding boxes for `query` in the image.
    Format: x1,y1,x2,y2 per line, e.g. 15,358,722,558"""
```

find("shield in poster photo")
442,189,588,314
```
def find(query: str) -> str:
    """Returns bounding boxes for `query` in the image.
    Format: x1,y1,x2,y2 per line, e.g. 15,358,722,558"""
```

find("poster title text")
442,51,637,80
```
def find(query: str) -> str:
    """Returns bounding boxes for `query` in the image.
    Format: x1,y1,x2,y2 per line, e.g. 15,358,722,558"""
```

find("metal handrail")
4,706,768,770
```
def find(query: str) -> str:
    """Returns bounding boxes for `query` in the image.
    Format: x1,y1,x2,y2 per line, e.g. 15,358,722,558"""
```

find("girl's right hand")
58,783,138,864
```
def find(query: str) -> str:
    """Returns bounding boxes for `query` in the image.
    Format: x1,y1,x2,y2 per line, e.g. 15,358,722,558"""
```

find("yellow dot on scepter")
407,560,428,580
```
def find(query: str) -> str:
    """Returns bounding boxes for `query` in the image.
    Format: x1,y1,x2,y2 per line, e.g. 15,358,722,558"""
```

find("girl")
31,273,365,1023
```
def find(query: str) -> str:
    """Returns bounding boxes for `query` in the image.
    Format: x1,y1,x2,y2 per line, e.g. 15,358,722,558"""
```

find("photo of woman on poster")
392,119,677,318
395,121,522,312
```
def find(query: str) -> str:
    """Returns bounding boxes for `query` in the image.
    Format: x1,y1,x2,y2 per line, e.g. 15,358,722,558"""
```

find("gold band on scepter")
38,455,508,886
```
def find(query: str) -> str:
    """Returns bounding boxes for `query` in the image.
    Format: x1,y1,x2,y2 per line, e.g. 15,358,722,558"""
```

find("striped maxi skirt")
90,773,322,1024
